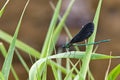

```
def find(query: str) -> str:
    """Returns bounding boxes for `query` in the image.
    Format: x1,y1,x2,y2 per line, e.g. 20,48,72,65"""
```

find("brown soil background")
0,0,120,80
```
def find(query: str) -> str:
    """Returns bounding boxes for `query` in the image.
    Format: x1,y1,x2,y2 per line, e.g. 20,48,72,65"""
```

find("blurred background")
0,0,120,80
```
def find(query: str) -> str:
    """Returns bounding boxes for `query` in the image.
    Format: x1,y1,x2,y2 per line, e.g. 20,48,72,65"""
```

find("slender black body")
63,22,94,48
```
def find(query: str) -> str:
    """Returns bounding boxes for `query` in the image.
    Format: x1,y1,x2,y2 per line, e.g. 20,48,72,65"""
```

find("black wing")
69,22,94,44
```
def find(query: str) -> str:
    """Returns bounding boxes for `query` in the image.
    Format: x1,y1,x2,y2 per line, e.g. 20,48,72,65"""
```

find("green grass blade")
29,58,46,80
0,0,10,17
0,30,40,58
0,43,19,80
39,24,55,79
15,49,29,73
50,2,79,51
49,51,119,60
41,0,62,58
64,60,79,80
49,0,75,54
37,0,73,79
1,0,30,79
0,43,7,57
76,0,103,79
29,58,75,80
50,60,59,80
87,69,95,80
34,1,75,78
10,67,19,80
37,1,69,79
107,64,120,80
48,60,75,78
56,52,62,80
0,8,4,18
65,59,72,80
42,66,47,80
0,71,4,80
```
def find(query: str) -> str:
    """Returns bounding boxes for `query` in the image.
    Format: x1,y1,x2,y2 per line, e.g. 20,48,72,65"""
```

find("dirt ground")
0,0,120,80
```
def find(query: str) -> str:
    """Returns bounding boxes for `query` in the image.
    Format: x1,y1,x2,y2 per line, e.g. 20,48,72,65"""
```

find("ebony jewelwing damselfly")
63,22,110,48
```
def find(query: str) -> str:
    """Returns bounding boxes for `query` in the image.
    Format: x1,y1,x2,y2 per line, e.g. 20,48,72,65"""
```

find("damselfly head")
62,43,72,48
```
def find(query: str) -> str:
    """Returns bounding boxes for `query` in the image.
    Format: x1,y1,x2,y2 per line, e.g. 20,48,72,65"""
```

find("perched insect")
63,22,94,48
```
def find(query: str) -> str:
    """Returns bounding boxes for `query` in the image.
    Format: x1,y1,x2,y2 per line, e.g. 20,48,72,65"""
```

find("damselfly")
63,22,110,48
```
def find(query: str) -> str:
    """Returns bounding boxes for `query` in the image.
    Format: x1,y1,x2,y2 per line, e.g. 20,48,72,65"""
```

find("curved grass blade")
29,51,120,80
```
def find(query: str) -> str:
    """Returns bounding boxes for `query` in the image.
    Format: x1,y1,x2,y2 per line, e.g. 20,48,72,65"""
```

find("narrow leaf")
0,0,10,17
0,43,19,80
0,30,40,58
1,0,30,79
41,0,62,57
107,64,120,80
